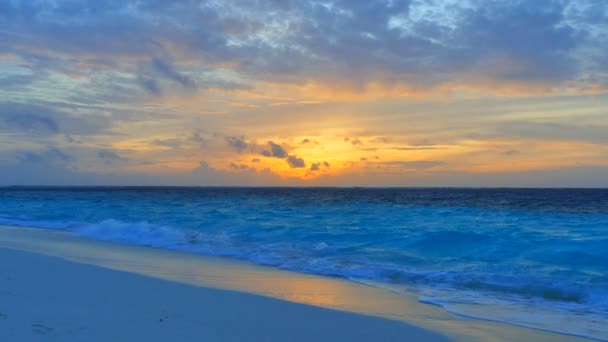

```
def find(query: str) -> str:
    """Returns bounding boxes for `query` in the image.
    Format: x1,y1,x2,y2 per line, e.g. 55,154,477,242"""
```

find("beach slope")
0,247,447,341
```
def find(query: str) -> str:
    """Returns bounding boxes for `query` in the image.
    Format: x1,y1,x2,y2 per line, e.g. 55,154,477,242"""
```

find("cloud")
310,164,608,188
189,132,206,143
152,138,183,148
300,138,319,145
1,1,607,188
225,136,249,152
191,159,287,186
98,149,126,164
138,76,162,96
1,0,605,99
310,160,330,171
2,154,607,187
361,146,446,151
3,112,59,134
262,141,288,158
229,162,251,171
193,160,213,174
137,57,197,95
151,57,196,89
452,1,582,82
501,150,520,156
16,147,73,165
497,121,608,144
380,160,446,170
0,102,110,136
64,135,82,144
345,137,363,146
0,73,41,90
286,155,306,168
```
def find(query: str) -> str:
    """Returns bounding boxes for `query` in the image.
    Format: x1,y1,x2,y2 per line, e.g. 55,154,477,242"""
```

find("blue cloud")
225,136,249,152
286,155,306,168
0,102,110,135
262,141,288,158
0,0,604,92
17,147,73,164
98,149,125,163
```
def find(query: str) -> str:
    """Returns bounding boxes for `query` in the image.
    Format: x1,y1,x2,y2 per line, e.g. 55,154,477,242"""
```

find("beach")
1,247,446,341
0,225,592,342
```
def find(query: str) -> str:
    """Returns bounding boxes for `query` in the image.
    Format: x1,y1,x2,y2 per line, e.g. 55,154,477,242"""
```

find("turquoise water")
0,187,607,340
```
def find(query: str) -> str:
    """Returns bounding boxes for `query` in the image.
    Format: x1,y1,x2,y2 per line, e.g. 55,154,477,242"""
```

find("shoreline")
0,225,593,341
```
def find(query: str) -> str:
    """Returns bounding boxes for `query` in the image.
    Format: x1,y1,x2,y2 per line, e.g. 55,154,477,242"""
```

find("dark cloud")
17,147,73,164
262,141,288,158
138,76,162,96
191,159,286,186
234,0,601,87
225,136,248,152
151,57,196,89
98,149,126,164
344,137,363,146
286,155,306,168
3,112,58,134
0,102,110,135
189,132,205,143
310,160,330,171
46,147,73,162
64,135,82,144
449,0,580,81
229,162,251,171
0,74,40,90
300,138,319,145
137,57,197,95
193,160,212,173
501,150,520,156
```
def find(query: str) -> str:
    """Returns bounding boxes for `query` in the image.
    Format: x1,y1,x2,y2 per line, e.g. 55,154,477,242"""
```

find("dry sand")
0,248,449,341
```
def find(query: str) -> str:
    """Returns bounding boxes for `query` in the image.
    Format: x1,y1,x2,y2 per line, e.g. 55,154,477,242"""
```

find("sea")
0,187,606,340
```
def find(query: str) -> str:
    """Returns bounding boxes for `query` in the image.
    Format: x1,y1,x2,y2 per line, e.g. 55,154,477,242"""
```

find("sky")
1,0,608,187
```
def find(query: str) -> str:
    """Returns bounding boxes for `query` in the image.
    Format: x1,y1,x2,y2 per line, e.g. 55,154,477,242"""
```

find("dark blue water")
1,187,607,339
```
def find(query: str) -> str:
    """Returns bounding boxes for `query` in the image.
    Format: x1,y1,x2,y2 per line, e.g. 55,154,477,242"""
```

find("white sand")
0,248,449,341
0,225,592,341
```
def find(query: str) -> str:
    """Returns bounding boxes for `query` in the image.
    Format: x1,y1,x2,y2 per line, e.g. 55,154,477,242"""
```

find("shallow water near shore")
0,187,607,340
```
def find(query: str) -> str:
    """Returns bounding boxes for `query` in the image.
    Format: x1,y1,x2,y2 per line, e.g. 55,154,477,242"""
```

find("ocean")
0,187,606,340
